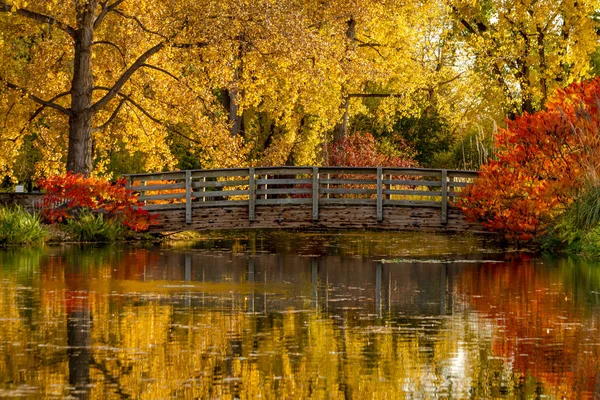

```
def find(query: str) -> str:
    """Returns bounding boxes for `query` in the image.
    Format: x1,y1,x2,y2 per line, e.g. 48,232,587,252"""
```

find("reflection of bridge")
123,166,481,233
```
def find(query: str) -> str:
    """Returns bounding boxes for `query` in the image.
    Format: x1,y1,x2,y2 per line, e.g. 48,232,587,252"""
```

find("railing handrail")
122,166,478,225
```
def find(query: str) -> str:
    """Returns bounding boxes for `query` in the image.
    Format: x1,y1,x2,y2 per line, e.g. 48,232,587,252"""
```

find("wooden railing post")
377,167,383,222
202,177,206,202
312,167,319,221
325,173,330,199
185,170,192,224
249,168,255,222
441,169,448,224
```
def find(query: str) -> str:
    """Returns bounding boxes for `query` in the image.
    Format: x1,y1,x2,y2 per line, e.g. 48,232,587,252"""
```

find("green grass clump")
65,211,125,242
0,206,47,245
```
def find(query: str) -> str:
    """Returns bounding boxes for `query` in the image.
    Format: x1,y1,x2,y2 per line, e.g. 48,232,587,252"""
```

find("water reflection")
0,232,599,399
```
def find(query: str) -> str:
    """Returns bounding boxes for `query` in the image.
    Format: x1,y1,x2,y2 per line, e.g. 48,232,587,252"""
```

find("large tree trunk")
66,1,96,176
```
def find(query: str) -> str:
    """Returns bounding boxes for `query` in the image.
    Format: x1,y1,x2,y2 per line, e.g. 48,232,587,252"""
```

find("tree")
447,0,599,117
457,78,600,241
0,0,242,177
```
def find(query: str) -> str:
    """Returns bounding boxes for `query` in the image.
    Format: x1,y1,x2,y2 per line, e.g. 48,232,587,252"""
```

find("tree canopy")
1,0,600,179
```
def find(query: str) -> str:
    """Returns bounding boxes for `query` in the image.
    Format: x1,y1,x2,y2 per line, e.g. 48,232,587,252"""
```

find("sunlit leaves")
457,78,600,241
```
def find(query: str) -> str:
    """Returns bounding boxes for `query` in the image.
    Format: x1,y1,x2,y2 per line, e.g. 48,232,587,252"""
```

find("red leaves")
38,173,157,232
328,132,415,167
457,78,600,241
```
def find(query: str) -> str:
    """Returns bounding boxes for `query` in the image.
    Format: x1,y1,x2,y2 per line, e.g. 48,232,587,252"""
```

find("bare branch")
92,96,127,132
1,78,72,116
0,1,76,38
90,42,165,112
94,0,127,29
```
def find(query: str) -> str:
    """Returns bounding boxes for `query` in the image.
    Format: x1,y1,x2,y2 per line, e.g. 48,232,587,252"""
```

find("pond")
0,231,599,399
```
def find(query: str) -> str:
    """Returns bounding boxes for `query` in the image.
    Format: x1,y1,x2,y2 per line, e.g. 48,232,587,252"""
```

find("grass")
0,206,47,245
64,211,126,242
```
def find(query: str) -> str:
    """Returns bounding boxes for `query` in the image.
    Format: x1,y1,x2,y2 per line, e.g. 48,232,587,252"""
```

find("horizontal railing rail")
123,166,478,224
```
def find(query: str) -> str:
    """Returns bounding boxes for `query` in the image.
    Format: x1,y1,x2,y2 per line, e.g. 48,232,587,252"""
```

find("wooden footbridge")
123,166,481,233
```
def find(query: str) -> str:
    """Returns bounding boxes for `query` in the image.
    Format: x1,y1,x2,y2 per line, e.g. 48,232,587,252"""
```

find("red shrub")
457,78,600,241
328,132,416,167
38,173,157,232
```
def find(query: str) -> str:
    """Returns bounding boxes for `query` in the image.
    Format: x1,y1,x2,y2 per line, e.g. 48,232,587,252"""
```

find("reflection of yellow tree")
5,247,599,398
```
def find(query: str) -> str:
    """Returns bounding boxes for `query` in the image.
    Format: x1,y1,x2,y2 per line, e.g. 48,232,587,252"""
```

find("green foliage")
0,206,47,245
386,113,454,168
64,211,125,242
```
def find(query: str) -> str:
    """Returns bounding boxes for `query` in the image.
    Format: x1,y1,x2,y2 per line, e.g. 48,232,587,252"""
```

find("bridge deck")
123,166,482,233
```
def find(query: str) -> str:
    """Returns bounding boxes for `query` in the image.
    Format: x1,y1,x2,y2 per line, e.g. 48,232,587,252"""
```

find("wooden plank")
313,167,319,221
377,167,383,222
130,183,186,191
382,179,442,187
256,188,312,195
192,169,249,178
321,188,377,195
249,167,255,221
143,202,187,211
255,178,312,185
320,198,377,205
195,189,249,198
447,170,478,178
138,193,187,201
320,178,375,185
441,169,448,224
254,167,313,175
194,179,248,188
383,200,442,207
383,189,443,197
382,168,443,177
318,167,378,175
256,198,312,205
185,170,192,224
124,171,186,181
195,200,250,208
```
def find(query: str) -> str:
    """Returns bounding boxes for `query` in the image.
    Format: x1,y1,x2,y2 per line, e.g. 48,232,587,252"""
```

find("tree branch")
348,93,403,98
93,40,127,66
112,9,168,38
92,96,127,132
94,86,202,143
28,91,71,121
90,42,165,112
0,1,76,38
141,64,179,81
1,78,72,116
94,0,127,29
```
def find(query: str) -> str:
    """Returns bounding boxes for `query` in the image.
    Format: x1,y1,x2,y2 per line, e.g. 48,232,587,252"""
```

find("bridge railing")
123,167,478,224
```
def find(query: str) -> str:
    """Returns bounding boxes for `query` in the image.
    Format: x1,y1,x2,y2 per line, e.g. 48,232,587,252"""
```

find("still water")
0,231,599,399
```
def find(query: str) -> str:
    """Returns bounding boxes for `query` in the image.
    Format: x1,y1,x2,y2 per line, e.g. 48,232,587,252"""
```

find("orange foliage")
459,261,600,398
38,173,157,232
457,78,600,241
